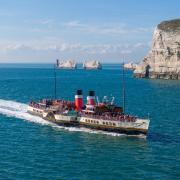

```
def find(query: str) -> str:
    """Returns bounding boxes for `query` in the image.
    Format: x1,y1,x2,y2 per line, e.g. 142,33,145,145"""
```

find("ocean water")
0,63,179,179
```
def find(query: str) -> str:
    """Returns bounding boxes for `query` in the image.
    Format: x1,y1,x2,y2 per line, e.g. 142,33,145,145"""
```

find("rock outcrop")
124,62,137,70
134,19,180,79
83,60,102,70
56,59,77,69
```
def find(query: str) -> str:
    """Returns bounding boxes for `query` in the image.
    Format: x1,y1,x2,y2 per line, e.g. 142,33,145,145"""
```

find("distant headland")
132,19,180,80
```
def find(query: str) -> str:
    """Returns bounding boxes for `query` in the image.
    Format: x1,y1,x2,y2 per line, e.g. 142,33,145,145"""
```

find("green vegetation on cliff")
158,19,180,33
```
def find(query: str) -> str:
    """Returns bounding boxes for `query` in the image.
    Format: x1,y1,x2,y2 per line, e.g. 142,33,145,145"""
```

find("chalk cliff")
56,60,76,69
124,62,137,70
134,19,180,79
83,60,102,70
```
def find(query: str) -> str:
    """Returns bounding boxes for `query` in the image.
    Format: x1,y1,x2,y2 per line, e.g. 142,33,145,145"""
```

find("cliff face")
134,19,180,79
124,62,137,70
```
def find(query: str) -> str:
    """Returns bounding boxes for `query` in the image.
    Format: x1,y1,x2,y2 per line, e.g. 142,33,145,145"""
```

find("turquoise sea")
0,63,179,179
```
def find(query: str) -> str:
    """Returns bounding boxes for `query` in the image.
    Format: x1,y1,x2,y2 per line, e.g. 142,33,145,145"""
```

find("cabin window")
103,122,105,125
97,121,99,124
109,122,112,126
113,123,116,126
91,120,93,123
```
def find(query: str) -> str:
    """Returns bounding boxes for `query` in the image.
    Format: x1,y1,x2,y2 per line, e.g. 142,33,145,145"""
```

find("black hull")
50,120,79,127
45,119,147,136
79,123,147,135
28,111,147,136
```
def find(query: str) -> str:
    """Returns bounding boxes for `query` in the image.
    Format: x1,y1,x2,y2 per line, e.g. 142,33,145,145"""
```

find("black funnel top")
89,90,95,96
77,90,82,95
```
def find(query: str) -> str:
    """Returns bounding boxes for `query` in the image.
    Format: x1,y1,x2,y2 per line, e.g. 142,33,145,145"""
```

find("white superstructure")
78,116,150,133
27,105,44,116
54,114,76,122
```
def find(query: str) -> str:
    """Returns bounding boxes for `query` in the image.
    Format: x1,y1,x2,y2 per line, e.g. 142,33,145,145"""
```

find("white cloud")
40,19,54,25
0,18,152,62
133,43,145,48
0,40,150,63
23,18,55,30
120,49,132,54
65,21,86,28
133,42,151,49
65,21,127,35
64,20,152,36
0,42,143,53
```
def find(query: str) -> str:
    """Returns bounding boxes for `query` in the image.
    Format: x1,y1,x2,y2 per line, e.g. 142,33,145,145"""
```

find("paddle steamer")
27,64,150,135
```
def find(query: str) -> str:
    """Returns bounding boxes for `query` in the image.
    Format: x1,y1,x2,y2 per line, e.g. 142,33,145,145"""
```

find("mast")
54,64,57,99
122,61,125,114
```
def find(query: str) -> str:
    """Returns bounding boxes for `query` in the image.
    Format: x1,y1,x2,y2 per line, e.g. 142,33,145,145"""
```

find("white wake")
0,99,146,138
0,99,52,125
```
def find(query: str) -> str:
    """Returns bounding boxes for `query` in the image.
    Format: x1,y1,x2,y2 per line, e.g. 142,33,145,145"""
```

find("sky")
0,0,179,63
